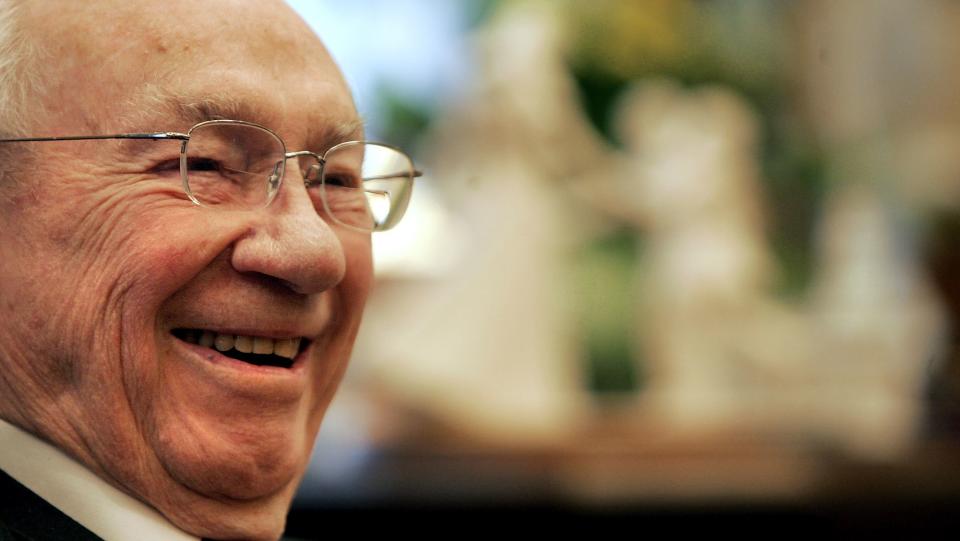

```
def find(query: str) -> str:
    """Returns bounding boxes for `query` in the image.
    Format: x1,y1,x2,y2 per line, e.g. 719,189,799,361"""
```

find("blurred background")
285,0,960,534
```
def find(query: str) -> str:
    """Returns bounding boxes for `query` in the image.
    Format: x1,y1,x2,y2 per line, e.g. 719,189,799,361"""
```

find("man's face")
0,1,371,538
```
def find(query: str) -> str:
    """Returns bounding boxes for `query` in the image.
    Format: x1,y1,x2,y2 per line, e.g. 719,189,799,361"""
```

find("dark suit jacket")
0,469,101,541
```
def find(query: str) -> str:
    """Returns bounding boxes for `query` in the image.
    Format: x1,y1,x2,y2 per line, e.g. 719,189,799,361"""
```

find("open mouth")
172,328,308,368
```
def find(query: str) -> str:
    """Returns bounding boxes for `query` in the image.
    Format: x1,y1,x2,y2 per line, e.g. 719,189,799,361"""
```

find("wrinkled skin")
0,1,372,539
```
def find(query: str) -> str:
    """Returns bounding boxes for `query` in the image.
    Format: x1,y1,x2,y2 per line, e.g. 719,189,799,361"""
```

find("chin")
156,424,306,499
138,352,336,539
164,485,298,541
147,374,321,501
145,418,317,541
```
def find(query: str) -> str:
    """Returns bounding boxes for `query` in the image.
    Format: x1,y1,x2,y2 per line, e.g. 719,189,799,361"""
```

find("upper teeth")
186,330,301,360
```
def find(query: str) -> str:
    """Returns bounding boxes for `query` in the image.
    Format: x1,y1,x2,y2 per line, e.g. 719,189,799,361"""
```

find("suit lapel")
0,469,102,541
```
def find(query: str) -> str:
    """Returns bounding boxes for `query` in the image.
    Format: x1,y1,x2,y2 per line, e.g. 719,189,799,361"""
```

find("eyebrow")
173,95,270,127
312,116,366,151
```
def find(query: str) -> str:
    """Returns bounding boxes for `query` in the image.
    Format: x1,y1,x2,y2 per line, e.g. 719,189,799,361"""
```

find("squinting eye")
324,173,361,188
186,157,221,172
151,158,181,174
151,157,224,175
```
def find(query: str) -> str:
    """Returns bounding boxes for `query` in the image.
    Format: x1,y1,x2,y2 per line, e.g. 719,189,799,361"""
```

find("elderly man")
0,0,416,539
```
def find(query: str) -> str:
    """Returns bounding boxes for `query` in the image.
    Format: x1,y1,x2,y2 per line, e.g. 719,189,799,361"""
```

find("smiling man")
0,1,416,540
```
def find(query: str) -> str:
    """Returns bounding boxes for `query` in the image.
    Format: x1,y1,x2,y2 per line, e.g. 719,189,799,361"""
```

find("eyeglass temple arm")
0,132,189,143
303,171,424,187
361,170,424,182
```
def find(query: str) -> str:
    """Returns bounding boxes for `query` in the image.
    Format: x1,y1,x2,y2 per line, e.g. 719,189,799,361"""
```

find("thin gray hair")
0,1,42,136
0,0,43,184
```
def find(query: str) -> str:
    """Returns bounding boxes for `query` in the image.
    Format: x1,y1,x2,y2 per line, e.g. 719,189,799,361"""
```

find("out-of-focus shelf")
295,420,960,507
289,432,960,536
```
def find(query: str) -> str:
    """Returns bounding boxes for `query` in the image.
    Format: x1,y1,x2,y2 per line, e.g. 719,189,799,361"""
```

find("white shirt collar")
0,418,199,541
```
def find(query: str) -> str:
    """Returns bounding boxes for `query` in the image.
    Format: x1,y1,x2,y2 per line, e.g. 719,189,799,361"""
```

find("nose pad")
267,161,283,200
302,162,322,187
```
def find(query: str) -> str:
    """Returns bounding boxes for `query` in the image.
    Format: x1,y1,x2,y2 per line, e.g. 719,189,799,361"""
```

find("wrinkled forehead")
23,0,358,141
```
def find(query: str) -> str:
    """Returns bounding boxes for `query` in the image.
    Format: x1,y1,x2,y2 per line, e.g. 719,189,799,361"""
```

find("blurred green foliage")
557,1,829,393
573,229,643,394
560,0,827,298
374,86,433,148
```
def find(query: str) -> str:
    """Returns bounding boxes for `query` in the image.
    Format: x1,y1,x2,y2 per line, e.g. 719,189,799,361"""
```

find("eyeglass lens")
319,141,415,232
183,122,414,232
183,122,285,209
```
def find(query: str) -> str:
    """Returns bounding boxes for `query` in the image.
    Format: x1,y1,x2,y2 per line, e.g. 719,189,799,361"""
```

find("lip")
175,326,314,341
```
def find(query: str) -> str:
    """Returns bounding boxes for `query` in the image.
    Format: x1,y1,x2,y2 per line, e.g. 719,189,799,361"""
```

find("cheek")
340,234,374,310
286,235,372,489
56,216,222,344
16,180,198,298
0,183,235,462
5,194,230,392
305,233,372,409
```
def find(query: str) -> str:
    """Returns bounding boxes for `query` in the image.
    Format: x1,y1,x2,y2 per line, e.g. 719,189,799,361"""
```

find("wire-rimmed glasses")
0,119,421,232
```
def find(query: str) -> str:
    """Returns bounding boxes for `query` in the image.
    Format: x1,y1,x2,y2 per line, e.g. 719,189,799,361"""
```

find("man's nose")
229,170,346,295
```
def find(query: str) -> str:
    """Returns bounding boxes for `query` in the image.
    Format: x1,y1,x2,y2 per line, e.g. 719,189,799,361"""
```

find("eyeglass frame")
0,119,423,232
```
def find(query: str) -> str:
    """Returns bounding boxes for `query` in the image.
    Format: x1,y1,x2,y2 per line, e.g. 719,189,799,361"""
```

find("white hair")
0,0,40,137
0,0,45,185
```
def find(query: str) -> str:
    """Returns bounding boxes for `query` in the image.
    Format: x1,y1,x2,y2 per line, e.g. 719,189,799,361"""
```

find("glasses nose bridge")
283,150,324,184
